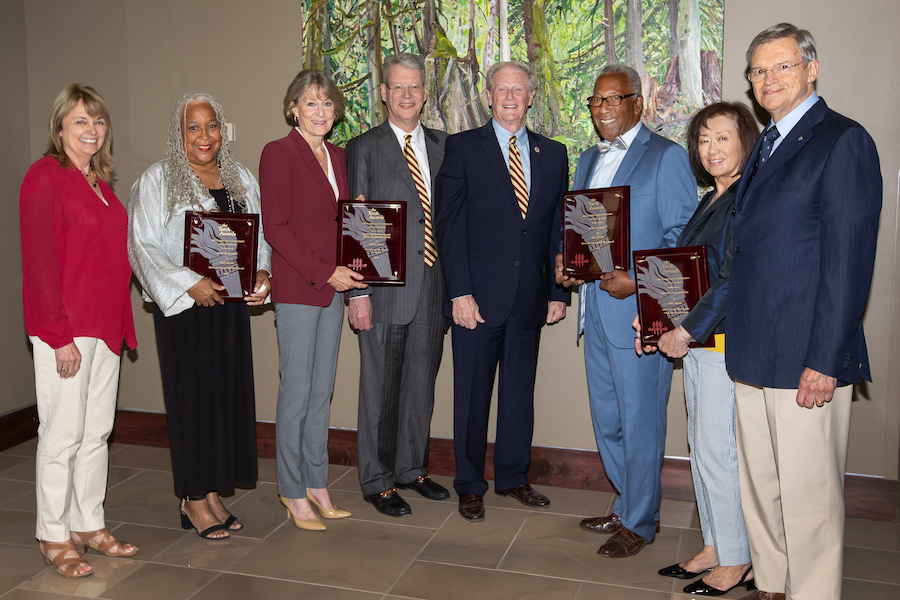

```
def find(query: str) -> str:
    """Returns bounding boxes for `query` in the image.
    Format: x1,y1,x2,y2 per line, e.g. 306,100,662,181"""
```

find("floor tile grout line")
843,576,900,585
495,509,531,568
380,504,455,598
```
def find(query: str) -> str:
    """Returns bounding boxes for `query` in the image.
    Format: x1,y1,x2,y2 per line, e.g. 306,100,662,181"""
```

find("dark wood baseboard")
6,406,897,522
0,404,38,452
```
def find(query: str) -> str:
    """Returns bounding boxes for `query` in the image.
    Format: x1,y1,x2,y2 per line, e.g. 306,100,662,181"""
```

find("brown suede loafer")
458,493,485,522
580,513,661,534
597,526,651,557
494,484,550,507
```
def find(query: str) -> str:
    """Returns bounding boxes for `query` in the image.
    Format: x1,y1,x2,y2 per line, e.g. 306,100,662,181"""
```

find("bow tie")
597,137,628,154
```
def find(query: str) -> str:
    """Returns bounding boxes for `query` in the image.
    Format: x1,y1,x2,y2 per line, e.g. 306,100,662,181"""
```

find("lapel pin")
798,136,803,141
535,147,540,153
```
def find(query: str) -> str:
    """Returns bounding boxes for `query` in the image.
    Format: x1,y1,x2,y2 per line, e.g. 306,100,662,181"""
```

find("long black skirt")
153,302,258,496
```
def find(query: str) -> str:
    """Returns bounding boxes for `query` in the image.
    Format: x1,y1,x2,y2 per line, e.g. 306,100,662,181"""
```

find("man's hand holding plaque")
561,186,630,281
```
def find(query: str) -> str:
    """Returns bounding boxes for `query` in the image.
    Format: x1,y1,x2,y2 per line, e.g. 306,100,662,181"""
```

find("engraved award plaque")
634,245,714,347
337,200,406,284
562,186,630,280
183,211,259,301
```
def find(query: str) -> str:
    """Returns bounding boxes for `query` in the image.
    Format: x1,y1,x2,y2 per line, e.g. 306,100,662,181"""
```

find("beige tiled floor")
1,439,898,600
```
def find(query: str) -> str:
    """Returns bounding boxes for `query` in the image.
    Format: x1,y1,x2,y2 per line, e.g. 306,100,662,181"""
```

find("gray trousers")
274,295,342,497
356,264,444,495
683,347,750,566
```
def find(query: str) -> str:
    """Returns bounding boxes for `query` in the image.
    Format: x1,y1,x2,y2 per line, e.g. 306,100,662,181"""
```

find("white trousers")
735,381,852,600
32,336,121,542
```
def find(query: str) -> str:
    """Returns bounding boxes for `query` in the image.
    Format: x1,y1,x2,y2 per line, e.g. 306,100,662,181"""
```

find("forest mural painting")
301,0,723,168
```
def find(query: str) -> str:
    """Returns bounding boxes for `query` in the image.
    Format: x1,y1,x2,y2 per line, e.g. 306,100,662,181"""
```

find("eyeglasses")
386,84,424,94
746,62,804,83
586,93,637,107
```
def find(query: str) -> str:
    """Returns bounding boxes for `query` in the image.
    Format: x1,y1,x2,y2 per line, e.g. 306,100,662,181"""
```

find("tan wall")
0,0,39,418
6,1,899,480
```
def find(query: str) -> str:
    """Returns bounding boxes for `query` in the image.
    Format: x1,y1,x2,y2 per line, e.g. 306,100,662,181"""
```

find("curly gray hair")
165,92,248,213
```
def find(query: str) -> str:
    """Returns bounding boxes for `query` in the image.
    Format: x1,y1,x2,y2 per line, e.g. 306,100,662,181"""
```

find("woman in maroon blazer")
260,70,366,530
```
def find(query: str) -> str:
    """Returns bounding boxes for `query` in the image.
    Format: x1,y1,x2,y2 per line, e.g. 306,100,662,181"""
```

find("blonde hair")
44,84,115,183
164,93,248,213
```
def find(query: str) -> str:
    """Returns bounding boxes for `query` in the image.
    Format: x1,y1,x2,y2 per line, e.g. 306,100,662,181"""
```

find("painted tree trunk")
604,0,615,64
524,0,565,136
624,0,645,85
364,0,385,126
678,0,702,108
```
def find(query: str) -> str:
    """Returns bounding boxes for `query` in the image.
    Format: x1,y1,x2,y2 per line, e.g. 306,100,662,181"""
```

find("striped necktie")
404,134,436,267
509,135,528,219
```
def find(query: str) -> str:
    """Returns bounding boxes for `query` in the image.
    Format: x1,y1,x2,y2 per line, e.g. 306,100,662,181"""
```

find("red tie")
509,135,528,219
404,135,436,267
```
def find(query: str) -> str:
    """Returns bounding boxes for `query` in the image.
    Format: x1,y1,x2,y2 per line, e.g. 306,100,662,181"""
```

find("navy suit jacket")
435,121,569,330
574,123,696,348
727,99,882,387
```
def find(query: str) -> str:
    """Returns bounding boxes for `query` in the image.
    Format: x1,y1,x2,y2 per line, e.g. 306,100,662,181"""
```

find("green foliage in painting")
304,0,724,170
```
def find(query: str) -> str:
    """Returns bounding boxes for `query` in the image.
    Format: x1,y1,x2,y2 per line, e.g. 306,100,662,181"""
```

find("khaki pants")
735,381,852,600
32,336,121,541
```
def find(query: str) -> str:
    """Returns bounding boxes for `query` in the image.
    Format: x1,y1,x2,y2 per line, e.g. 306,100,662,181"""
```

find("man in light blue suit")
557,65,695,557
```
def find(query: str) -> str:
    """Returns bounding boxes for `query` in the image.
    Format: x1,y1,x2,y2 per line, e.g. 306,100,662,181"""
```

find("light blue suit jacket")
575,123,696,348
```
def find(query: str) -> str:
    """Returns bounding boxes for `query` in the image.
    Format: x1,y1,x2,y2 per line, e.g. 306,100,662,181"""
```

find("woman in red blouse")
20,85,137,578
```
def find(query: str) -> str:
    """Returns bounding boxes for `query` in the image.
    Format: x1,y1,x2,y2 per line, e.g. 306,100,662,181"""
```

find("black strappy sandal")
180,496,230,540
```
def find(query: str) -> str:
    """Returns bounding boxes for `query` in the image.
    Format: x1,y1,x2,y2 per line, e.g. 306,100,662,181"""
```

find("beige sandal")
39,540,93,578
70,528,138,557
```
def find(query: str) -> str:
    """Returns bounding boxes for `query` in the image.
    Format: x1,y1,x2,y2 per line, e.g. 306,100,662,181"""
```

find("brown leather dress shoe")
580,514,661,534
494,484,550,507
580,513,622,534
737,592,784,600
458,493,485,522
597,526,650,557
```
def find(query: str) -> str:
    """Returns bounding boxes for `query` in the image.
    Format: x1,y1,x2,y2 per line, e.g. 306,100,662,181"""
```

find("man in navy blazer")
557,65,695,557
727,24,881,600
435,61,569,523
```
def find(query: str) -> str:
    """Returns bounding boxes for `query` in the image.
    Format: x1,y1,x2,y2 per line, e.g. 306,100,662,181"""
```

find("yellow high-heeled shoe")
307,491,351,519
279,496,326,531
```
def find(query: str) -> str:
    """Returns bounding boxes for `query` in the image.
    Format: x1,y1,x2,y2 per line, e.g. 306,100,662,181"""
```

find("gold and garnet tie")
509,135,528,219
404,134,436,267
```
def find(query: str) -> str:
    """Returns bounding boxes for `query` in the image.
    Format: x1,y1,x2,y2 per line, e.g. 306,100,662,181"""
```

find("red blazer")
260,129,349,306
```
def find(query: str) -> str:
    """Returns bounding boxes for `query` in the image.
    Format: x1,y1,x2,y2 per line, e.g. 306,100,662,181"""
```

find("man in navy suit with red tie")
435,61,569,522
728,23,882,600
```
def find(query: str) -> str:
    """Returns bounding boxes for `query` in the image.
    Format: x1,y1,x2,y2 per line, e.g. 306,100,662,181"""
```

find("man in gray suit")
347,53,449,517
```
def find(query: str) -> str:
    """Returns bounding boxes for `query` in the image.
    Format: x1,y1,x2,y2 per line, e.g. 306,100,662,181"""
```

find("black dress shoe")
395,475,450,501
458,493,485,522
658,563,712,579
683,566,755,596
364,488,412,517
494,484,550,507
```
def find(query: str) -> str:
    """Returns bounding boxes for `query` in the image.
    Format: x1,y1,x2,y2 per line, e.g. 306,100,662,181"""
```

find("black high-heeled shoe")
180,496,230,540
682,565,755,596
658,563,712,579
